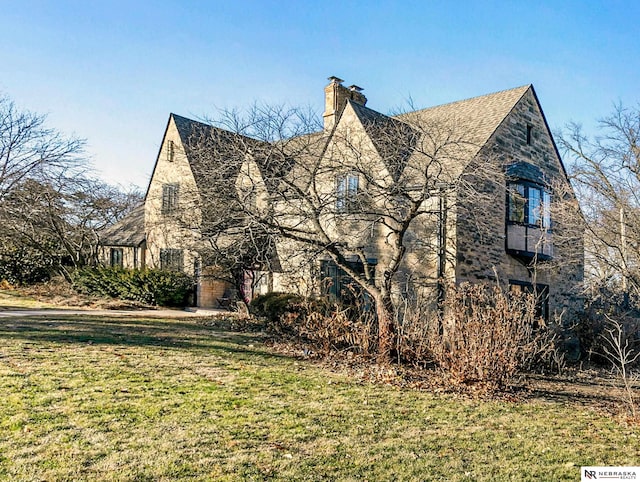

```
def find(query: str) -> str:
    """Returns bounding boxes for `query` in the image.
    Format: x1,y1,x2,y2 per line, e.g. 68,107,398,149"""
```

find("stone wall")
144,116,201,275
454,88,584,321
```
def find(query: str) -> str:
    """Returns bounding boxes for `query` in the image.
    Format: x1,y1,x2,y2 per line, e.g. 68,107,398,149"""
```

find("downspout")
437,187,447,306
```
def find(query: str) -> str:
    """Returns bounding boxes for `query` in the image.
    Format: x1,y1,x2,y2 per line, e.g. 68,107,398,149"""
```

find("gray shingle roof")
99,205,146,247
396,85,531,154
170,113,291,195
170,85,532,190
342,85,530,181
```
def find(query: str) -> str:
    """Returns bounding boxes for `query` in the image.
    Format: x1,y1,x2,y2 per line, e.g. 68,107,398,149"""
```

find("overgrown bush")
250,292,377,354
426,282,553,390
72,267,194,307
396,296,440,367
577,291,640,365
251,283,562,390
0,248,54,285
250,292,305,323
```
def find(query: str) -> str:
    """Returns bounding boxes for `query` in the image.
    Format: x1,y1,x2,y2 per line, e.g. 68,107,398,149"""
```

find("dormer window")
506,180,552,260
336,173,359,213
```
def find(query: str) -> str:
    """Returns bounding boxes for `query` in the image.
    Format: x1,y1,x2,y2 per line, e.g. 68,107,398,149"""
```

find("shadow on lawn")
514,373,628,409
0,315,285,360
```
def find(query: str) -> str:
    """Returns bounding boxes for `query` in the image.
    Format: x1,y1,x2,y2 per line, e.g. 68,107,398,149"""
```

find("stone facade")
101,77,584,317
454,89,584,320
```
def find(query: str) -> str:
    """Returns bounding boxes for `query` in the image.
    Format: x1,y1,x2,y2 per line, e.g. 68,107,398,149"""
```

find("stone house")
99,205,146,270
100,76,583,319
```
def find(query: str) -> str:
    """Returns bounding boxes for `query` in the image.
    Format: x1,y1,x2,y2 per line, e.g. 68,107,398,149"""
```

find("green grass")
0,315,638,481
0,289,59,309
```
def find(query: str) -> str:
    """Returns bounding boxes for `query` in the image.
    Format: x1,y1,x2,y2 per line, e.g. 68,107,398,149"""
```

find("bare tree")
176,103,484,360
601,316,640,419
0,93,142,283
0,175,142,282
559,103,640,307
0,95,85,200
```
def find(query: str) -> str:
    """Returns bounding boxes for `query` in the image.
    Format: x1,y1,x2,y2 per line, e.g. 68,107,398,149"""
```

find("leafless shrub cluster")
413,283,560,390
286,304,377,355
250,292,377,355
600,316,640,420
254,282,566,392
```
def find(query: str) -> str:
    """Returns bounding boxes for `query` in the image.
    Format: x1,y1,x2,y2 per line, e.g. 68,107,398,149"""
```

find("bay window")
506,181,552,259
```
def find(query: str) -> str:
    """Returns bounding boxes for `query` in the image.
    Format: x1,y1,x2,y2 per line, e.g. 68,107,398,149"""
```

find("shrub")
250,292,304,322
72,267,193,307
0,248,53,285
0,279,13,290
426,282,550,390
251,292,376,354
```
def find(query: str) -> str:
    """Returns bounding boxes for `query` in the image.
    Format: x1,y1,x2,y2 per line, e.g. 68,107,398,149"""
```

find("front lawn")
0,314,637,481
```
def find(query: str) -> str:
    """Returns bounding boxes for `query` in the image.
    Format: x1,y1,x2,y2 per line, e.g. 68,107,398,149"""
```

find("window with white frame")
336,173,359,213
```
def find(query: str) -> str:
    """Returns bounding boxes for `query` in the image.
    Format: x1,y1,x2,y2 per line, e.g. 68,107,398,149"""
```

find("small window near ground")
160,248,183,271
319,258,375,309
509,280,549,321
110,248,123,268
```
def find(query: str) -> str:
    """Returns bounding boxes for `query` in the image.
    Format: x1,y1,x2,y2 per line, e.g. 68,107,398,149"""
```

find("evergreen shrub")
73,267,193,307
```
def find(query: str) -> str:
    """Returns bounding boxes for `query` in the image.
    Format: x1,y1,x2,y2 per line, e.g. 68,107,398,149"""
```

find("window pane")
347,174,358,196
160,248,183,271
528,187,542,225
162,184,179,213
110,248,123,268
542,191,551,228
336,174,359,213
508,184,526,223
336,176,346,211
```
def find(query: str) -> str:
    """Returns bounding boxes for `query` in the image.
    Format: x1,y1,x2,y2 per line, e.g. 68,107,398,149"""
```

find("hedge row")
72,267,194,307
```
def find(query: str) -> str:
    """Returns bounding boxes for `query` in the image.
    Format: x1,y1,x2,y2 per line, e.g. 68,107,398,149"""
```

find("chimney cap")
349,85,364,92
327,76,344,84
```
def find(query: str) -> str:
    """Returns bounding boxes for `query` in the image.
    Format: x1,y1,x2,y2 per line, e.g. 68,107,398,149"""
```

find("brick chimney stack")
323,76,367,131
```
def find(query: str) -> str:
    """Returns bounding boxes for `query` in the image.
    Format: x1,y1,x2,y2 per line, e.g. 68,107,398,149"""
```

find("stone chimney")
323,76,367,131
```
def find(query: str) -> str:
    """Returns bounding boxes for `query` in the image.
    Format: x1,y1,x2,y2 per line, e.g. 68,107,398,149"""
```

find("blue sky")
1,0,638,189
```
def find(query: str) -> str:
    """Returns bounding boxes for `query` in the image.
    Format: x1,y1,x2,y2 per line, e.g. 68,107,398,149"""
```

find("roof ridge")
395,84,531,118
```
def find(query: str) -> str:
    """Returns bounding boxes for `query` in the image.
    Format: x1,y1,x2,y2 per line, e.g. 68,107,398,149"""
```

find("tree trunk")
374,292,396,363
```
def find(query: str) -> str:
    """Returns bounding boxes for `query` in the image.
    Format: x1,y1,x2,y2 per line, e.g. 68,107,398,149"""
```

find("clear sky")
1,0,638,189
